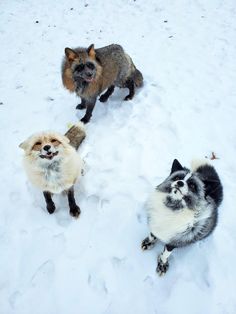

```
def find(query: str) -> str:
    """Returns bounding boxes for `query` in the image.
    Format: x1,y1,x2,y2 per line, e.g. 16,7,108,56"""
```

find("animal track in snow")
111,256,127,268
30,260,55,288
88,273,108,295
9,291,22,309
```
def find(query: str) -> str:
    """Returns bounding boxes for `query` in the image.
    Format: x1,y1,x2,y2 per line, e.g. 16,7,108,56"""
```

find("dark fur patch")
196,164,223,206
164,196,184,210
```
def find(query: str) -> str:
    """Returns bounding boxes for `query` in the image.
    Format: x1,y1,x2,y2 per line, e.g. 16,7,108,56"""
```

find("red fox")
19,123,86,218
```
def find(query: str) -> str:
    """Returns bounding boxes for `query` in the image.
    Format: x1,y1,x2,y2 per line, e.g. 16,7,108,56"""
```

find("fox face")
65,45,99,84
157,159,205,210
19,132,71,165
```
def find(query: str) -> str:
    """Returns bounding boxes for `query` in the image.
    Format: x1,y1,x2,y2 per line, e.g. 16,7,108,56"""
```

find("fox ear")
87,44,95,59
65,48,77,62
170,159,183,174
19,140,28,150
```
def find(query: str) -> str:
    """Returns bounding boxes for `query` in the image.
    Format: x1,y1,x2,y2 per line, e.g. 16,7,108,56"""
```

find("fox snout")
42,144,55,156
176,180,184,188
43,145,51,151
86,71,93,79
73,70,95,83
171,180,188,197
72,61,97,83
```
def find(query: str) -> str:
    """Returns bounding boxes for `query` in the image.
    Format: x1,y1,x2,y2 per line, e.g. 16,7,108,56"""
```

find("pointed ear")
87,44,95,59
171,159,184,174
19,140,28,150
65,48,78,62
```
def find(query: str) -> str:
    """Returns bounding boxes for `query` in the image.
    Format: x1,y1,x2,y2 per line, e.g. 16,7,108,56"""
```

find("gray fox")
62,44,143,123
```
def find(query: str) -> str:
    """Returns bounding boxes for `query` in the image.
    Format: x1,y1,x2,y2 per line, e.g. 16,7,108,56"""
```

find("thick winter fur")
142,159,223,275
62,44,143,123
19,124,85,217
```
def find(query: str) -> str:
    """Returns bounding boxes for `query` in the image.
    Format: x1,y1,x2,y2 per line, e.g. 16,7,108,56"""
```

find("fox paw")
76,103,86,110
141,237,155,251
99,94,108,102
80,116,90,124
47,203,55,214
124,95,133,101
70,205,81,219
156,258,169,276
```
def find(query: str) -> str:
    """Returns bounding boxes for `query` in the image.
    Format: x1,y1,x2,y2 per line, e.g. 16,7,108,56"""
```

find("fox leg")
76,98,86,110
80,97,96,123
157,244,175,276
141,233,157,250
99,85,115,102
124,79,135,101
67,186,81,218
43,191,56,214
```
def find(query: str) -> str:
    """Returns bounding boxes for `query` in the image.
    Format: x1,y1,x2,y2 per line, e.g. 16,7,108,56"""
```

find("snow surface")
0,0,236,313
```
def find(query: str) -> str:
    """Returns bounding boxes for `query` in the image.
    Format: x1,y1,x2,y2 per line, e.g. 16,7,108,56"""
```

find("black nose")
87,72,92,78
43,145,51,151
177,180,184,187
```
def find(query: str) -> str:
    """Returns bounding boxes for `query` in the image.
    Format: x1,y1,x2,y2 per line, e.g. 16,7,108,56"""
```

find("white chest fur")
147,191,196,243
24,153,82,194
42,162,63,191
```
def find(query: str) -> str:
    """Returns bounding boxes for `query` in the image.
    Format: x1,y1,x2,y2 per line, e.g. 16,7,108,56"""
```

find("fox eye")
75,64,85,72
189,183,196,191
35,141,41,145
86,62,95,70
51,139,57,143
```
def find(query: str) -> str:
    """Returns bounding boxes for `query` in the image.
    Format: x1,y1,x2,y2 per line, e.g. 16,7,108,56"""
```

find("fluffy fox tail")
65,122,86,150
133,68,143,88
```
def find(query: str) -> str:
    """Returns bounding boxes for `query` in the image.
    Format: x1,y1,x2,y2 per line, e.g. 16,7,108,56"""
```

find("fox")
19,123,86,218
141,159,223,275
61,44,143,123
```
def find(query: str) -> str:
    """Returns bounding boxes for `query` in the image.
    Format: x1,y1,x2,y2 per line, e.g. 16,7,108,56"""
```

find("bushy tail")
191,159,223,207
133,68,143,88
65,122,86,150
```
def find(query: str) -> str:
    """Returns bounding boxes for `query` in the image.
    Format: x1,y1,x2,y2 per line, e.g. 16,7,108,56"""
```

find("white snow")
0,0,236,313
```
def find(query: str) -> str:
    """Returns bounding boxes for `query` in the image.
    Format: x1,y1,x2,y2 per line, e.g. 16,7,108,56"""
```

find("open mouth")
40,151,58,160
173,187,183,195
84,77,94,83
74,76,94,83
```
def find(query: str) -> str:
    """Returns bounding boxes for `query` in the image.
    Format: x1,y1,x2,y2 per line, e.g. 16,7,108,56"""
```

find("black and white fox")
141,159,223,275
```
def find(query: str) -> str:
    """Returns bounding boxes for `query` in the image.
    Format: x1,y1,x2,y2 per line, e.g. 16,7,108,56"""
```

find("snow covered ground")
0,0,236,313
